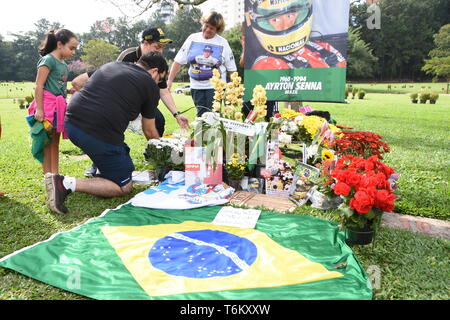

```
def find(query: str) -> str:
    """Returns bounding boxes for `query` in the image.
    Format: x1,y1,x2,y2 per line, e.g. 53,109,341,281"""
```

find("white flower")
294,115,304,126
306,144,319,158
278,132,292,144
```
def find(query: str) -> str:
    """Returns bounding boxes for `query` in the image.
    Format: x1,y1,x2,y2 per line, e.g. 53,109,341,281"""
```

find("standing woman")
28,29,78,174
168,12,237,117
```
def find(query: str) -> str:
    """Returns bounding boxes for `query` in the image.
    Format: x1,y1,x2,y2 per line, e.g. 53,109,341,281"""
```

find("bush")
24,95,34,104
17,98,25,109
183,89,191,96
419,92,430,101
429,92,439,102
358,90,366,99
352,87,359,99
409,92,418,100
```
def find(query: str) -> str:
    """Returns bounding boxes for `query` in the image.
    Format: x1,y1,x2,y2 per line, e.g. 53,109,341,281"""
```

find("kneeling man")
45,52,167,214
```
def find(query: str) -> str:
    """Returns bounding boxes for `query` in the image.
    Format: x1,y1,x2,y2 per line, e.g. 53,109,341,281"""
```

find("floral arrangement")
226,153,247,179
270,112,340,146
144,132,190,180
211,70,244,121
331,154,396,230
334,131,390,159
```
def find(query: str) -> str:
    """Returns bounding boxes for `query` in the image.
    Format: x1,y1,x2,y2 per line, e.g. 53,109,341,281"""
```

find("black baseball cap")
142,27,173,43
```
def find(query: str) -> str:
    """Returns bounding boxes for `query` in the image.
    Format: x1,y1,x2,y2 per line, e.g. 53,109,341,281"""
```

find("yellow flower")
213,101,221,111
321,149,334,161
212,68,221,78
280,109,301,119
301,116,324,137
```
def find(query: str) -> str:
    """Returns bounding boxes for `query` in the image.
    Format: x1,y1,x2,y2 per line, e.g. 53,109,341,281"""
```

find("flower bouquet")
330,155,397,244
225,153,247,190
144,132,189,181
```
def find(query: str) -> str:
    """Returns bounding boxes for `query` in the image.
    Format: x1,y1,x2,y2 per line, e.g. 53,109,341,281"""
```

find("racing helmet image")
248,0,313,55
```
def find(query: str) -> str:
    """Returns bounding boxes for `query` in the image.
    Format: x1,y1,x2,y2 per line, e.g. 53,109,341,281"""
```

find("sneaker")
84,165,97,177
92,168,102,178
44,173,72,214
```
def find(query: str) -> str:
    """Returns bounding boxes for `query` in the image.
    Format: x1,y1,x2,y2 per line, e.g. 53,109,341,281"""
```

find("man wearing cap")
72,27,189,177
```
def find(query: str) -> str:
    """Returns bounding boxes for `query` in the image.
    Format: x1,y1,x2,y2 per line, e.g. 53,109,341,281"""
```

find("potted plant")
419,92,430,104
351,87,359,99
410,92,418,103
358,90,366,99
225,153,247,190
330,155,397,245
144,133,189,181
429,92,439,104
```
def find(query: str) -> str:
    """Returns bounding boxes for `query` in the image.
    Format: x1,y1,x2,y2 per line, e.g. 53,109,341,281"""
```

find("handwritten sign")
212,206,261,229
220,118,256,137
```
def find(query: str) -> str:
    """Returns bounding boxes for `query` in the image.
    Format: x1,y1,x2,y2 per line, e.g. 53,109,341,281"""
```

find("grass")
347,81,450,95
0,87,449,300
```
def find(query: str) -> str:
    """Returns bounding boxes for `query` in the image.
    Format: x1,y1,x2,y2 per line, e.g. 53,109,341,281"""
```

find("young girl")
29,29,78,174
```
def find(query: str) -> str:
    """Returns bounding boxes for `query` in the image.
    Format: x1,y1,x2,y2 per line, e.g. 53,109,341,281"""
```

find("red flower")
350,190,375,214
274,113,281,118
333,182,351,196
345,170,362,188
375,189,396,212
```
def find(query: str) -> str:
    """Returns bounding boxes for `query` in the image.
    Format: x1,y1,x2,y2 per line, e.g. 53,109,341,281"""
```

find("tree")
0,36,16,81
346,27,378,79
350,0,450,80
81,40,119,68
166,6,202,61
422,24,450,81
108,0,209,17
222,24,243,76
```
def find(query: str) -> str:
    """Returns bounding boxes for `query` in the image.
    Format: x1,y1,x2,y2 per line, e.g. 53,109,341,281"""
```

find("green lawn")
347,81,450,95
0,90,449,300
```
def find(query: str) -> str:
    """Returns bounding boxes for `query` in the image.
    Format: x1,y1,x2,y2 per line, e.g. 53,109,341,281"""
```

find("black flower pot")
345,227,375,245
411,100,418,104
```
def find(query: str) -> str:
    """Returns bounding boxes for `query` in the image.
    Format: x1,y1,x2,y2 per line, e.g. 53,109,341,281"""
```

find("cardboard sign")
228,191,296,213
212,206,261,229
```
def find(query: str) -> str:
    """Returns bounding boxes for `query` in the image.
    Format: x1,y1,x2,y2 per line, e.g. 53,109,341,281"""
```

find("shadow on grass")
0,197,55,257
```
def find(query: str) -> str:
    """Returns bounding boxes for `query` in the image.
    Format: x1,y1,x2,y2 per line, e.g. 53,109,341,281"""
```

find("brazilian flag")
0,205,372,300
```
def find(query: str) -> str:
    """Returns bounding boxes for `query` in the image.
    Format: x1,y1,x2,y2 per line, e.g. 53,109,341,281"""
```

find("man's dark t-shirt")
66,62,159,146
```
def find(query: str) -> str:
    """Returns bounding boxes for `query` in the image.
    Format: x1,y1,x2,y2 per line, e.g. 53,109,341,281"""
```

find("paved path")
381,212,450,240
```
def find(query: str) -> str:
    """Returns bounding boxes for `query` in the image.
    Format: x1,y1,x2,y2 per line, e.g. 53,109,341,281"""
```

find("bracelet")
172,111,181,118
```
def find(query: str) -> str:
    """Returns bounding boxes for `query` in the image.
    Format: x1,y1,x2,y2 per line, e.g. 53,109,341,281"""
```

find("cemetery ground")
0,86,449,300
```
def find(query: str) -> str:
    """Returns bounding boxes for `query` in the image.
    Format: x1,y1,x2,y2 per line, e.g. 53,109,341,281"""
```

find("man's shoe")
84,165,97,177
44,173,71,214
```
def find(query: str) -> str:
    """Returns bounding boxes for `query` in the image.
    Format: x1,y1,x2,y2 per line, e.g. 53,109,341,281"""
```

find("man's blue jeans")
191,88,215,117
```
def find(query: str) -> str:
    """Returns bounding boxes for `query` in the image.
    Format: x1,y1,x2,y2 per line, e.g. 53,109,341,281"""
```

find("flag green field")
0,204,372,300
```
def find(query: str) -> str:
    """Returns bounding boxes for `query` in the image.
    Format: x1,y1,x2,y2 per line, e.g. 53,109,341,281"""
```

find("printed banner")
243,0,349,102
